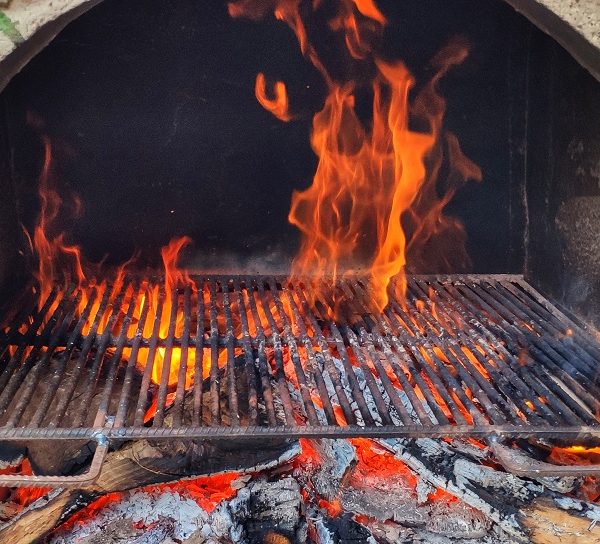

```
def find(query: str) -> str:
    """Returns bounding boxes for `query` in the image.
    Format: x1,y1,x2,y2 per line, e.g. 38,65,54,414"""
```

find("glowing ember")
549,445,600,465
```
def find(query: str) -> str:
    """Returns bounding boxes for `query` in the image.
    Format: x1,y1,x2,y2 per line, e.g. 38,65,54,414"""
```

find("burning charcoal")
355,519,412,543
127,516,176,544
340,483,427,527
308,439,356,501
228,476,306,543
0,443,24,469
313,512,375,544
50,491,213,543
72,519,140,543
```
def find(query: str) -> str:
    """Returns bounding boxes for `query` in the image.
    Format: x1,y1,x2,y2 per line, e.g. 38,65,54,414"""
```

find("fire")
549,445,600,465
230,0,481,313
255,73,294,122
26,127,211,399
32,131,87,311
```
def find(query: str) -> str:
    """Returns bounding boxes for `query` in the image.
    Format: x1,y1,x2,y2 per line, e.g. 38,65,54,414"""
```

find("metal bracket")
0,434,109,488
490,440,600,477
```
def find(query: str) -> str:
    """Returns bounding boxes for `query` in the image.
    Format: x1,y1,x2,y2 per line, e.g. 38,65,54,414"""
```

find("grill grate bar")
287,282,356,426
7,291,81,428
30,288,98,428
133,288,164,427
266,278,322,425
94,282,140,428
74,282,130,428
114,285,151,428
419,281,559,423
222,286,240,427
446,282,592,424
244,278,283,425
172,285,192,428
408,282,509,424
0,274,599,442
255,280,296,426
499,281,600,377
152,287,179,427
457,282,600,418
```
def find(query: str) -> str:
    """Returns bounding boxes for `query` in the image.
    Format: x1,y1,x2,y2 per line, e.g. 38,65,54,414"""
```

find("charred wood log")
384,437,600,543
0,437,299,544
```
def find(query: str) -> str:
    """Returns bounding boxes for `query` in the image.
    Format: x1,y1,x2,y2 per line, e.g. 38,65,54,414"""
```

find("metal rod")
93,282,139,428
245,278,289,425
297,283,376,426
0,288,60,392
6,291,81,427
232,278,260,426
50,285,114,428
114,286,152,428
263,278,320,425
192,281,205,426
72,282,129,428
173,285,192,427
29,287,99,427
278,279,342,425
222,284,240,427
0,287,73,419
208,281,221,426
286,282,356,425
153,287,179,427
133,288,165,426
255,280,296,425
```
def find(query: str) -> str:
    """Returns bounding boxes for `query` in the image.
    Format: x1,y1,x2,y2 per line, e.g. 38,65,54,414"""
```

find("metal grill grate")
1,274,600,443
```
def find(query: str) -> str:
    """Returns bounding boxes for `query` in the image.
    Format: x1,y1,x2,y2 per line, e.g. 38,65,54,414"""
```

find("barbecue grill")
1,274,599,486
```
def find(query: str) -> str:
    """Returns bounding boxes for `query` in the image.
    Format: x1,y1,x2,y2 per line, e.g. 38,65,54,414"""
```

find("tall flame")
32,132,87,309
229,0,481,312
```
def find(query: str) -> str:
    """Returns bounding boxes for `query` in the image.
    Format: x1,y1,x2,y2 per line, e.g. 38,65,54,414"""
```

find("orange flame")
32,134,87,309
28,129,207,395
255,73,294,121
148,236,198,385
229,1,481,314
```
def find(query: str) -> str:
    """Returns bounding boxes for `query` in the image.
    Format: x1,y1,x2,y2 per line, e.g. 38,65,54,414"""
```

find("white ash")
246,441,301,472
346,364,383,425
229,476,306,543
535,475,579,494
340,481,427,526
310,510,377,544
50,490,213,543
309,439,356,501
452,458,544,502
554,496,600,523
415,477,435,505
427,499,491,538
329,356,380,424
268,375,291,423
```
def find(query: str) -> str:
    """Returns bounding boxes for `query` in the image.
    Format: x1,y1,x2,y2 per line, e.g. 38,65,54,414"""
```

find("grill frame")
0,273,599,443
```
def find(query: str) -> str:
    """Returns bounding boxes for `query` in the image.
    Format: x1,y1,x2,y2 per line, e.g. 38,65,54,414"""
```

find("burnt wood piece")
229,477,306,544
0,437,297,544
385,437,600,543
